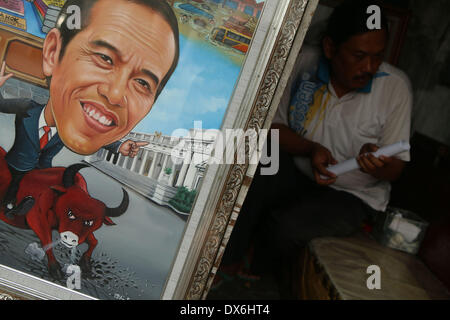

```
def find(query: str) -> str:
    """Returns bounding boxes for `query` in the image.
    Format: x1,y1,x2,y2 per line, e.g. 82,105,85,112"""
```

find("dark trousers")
2,165,27,206
222,150,376,297
221,150,303,267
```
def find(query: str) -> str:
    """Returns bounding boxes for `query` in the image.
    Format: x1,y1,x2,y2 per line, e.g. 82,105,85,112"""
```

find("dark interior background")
208,0,450,299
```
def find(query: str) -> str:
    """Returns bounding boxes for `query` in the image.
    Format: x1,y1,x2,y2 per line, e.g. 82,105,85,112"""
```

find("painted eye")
84,220,94,227
98,53,113,65
135,78,152,93
67,210,76,220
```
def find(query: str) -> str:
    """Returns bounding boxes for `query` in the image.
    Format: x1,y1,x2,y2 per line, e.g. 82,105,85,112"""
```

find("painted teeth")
82,104,113,126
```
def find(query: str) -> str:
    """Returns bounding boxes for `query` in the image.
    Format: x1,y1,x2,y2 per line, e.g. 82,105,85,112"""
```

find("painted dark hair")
324,0,389,47
55,0,180,99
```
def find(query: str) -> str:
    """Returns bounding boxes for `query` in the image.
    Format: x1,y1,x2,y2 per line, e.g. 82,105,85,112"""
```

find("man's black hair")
55,0,180,100
324,0,389,47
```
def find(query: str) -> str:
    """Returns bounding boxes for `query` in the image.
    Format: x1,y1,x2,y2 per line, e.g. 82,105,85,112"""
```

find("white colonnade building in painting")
85,129,218,212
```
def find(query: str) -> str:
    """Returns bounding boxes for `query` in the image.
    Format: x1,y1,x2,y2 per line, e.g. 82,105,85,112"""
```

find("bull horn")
63,163,89,188
105,188,129,218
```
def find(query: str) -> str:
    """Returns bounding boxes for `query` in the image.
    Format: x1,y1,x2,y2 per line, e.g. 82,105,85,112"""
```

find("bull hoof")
4,196,35,219
48,262,64,280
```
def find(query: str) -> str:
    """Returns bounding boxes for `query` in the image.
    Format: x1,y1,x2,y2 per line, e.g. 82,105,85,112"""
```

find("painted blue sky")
134,34,242,136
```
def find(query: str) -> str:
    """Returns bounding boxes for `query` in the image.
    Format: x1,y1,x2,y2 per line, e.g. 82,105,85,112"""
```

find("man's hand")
311,143,338,186
119,140,149,158
0,61,13,87
357,143,394,179
270,123,338,185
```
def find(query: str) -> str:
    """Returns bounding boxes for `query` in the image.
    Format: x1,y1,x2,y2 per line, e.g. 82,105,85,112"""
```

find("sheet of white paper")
321,141,411,178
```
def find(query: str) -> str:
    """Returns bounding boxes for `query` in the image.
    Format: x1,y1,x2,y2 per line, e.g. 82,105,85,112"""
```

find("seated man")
216,0,412,298
271,0,412,298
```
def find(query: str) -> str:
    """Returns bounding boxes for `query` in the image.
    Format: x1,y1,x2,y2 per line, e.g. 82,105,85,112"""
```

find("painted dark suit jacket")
0,97,121,172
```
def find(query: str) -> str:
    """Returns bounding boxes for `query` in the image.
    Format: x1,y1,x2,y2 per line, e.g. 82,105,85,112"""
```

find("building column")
147,152,158,178
139,149,149,175
158,154,169,181
108,152,115,164
122,155,129,169
175,162,190,187
168,161,178,186
117,153,123,166
130,153,139,172
184,161,198,190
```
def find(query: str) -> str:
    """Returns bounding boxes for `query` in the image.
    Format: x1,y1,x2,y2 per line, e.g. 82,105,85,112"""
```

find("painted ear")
42,28,63,77
103,216,116,226
50,185,67,195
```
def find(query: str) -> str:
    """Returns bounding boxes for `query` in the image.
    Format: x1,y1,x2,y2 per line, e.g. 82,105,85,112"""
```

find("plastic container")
373,207,429,255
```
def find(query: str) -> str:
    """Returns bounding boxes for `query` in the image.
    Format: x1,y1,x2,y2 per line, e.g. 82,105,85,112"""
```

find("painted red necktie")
39,126,51,150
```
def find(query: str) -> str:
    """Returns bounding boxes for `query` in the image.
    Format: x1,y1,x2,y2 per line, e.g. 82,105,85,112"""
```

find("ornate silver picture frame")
165,0,319,300
0,0,318,300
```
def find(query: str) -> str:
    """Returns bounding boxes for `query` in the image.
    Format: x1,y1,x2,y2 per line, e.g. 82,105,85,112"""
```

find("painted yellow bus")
210,26,251,54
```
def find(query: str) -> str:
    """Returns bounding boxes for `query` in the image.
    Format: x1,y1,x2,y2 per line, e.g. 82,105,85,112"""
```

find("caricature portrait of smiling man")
42,0,179,155
0,0,179,217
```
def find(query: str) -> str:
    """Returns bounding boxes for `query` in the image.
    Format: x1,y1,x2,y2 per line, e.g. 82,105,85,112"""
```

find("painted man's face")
43,0,176,155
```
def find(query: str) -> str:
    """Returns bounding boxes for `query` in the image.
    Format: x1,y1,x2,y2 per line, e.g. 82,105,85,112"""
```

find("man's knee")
270,190,368,254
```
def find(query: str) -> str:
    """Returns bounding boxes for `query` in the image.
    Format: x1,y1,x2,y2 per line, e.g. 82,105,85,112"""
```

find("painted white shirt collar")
38,107,57,140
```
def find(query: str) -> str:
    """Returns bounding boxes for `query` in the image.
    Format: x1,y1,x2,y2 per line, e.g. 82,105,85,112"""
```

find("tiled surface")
1,78,49,104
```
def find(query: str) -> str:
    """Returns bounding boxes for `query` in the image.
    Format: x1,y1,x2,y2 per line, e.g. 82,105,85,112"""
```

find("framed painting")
0,0,318,300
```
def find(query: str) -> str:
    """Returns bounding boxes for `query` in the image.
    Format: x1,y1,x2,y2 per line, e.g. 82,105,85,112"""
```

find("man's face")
44,0,176,155
324,29,387,94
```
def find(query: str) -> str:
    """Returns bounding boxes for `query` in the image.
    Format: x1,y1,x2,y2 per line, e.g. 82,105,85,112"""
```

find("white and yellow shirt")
272,45,413,212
